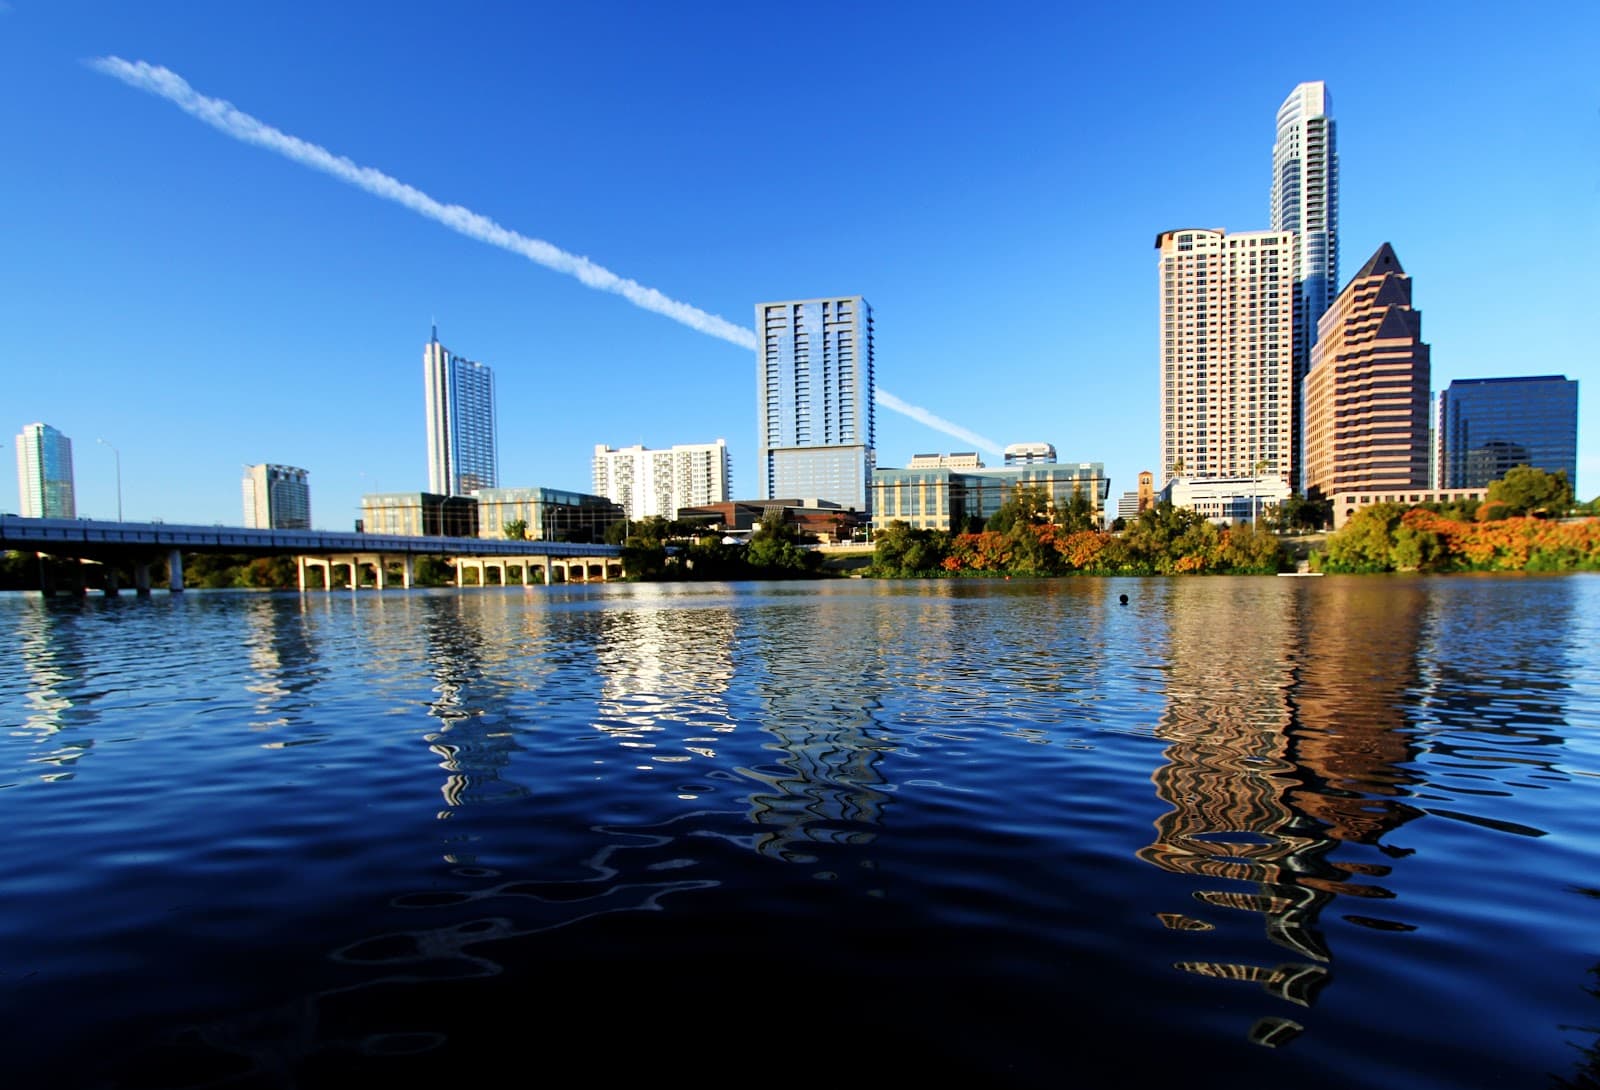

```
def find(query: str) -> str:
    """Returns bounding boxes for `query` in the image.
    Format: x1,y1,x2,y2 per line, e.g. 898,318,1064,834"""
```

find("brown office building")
1302,244,1431,498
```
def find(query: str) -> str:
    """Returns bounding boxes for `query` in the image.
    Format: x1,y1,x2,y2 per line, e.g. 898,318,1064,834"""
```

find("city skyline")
2,3,1594,526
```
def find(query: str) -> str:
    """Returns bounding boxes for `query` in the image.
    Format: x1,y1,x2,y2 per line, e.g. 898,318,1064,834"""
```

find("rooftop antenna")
431,316,438,343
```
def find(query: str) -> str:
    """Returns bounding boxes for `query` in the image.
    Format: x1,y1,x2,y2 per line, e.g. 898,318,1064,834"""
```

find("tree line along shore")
3,468,1594,591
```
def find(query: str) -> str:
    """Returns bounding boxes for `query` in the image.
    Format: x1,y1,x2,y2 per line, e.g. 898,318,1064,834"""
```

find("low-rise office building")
359,492,478,537
870,461,1109,533
476,487,623,542
1159,475,1292,526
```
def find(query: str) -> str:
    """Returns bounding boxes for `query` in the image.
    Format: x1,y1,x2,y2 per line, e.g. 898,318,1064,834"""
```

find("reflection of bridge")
0,515,624,594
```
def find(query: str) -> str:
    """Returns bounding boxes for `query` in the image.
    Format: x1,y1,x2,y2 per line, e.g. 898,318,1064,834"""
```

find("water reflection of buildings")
242,596,323,733
742,590,893,863
1139,580,1428,1046
11,600,101,781
590,593,739,777
412,596,531,830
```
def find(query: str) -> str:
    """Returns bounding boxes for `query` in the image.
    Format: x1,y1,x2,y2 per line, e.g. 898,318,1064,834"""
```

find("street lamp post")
98,438,122,522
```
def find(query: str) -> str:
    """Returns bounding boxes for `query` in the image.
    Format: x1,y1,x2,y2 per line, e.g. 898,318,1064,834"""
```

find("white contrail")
90,58,1002,455
87,56,757,350
875,390,1004,457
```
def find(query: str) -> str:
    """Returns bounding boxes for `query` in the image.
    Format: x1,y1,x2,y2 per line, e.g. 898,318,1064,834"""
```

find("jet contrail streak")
875,391,1004,457
91,58,1001,456
88,56,758,350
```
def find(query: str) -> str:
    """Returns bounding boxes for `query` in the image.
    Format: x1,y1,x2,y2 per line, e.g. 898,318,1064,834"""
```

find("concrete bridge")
0,515,624,595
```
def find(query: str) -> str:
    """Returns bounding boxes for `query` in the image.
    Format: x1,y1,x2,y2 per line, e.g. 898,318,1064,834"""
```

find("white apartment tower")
14,422,76,519
755,297,875,512
424,326,498,496
242,463,312,530
1270,81,1339,490
1156,228,1297,486
592,440,732,521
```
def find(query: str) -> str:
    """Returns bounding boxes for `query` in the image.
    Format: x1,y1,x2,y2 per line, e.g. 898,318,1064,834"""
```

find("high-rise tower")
755,297,875,512
592,439,732,521
1270,81,1338,491
1302,244,1431,497
242,463,312,529
424,327,497,496
1156,229,1297,486
15,422,76,519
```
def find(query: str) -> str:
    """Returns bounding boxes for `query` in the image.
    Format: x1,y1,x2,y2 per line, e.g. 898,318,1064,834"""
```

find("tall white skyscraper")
242,463,312,529
1270,81,1339,491
15,422,76,519
1156,229,1297,486
755,296,875,512
424,326,497,496
592,440,732,520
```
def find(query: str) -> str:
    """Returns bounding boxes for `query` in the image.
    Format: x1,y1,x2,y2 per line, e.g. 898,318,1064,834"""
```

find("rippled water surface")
2,576,1598,1088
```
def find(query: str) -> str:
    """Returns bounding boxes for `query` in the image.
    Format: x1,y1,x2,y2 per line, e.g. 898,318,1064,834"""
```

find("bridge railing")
0,515,620,557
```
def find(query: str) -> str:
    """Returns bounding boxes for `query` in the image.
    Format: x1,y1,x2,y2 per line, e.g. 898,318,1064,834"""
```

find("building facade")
424,326,498,496
15,422,75,519
1302,244,1431,498
360,492,478,538
1270,80,1339,490
1435,376,1579,490
591,440,732,521
870,462,1109,533
1003,442,1057,466
242,463,311,530
755,297,875,512
1117,491,1141,524
1157,228,1297,489
906,452,984,469
475,487,624,543
1160,475,1292,526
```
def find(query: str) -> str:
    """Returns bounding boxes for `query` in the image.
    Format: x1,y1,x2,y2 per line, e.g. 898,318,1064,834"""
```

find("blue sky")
2,1,1595,527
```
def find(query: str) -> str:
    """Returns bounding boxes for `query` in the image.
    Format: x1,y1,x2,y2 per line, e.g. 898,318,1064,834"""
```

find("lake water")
2,575,1598,1089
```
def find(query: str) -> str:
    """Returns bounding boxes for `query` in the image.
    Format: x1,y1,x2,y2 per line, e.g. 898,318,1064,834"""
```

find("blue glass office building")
756,297,874,512
1436,375,1578,490
14,421,75,519
424,327,498,497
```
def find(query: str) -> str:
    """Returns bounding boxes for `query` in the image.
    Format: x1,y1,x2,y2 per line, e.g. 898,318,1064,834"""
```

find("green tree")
986,486,1054,533
412,556,454,586
1120,500,1220,573
502,518,528,540
871,520,951,576
1275,493,1333,532
746,514,821,576
1485,466,1574,518
1220,520,1285,573
1317,503,1405,573
1057,488,1098,533
243,555,298,588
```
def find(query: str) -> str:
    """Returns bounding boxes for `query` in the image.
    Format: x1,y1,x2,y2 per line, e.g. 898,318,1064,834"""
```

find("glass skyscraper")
424,327,498,496
755,297,875,512
1270,81,1338,492
242,463,311,529
1435,376,1579,490
14,422,75,519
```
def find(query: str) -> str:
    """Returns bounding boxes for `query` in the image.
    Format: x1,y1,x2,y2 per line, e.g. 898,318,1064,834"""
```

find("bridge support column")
402,555,414,589
168,549,185,593
297,556,308,593
372,556,386,590
134,562,152,597
103,565,121,597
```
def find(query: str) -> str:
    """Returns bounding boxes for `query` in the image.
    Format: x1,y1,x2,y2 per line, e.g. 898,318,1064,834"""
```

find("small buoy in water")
1119,594,1129,605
